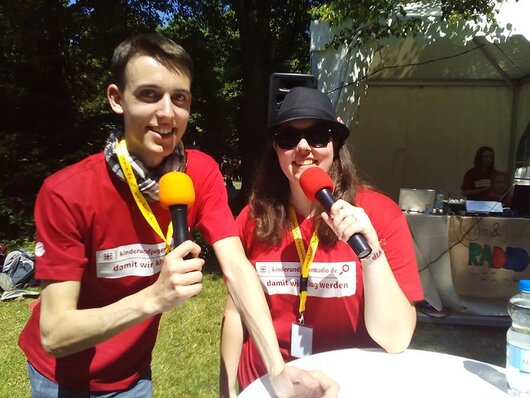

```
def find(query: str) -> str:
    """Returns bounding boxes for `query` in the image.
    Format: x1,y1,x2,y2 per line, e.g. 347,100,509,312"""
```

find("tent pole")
508,85,520,177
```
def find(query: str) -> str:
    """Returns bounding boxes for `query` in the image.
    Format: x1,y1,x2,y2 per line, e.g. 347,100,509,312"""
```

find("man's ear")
107,84,124,115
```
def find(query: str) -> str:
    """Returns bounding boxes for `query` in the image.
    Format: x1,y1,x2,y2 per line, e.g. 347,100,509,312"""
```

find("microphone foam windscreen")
299,167,334,202
159,172,195,209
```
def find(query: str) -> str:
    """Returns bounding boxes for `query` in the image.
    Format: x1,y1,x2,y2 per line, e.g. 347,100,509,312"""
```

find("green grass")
0,296,34,396
0,273,228,398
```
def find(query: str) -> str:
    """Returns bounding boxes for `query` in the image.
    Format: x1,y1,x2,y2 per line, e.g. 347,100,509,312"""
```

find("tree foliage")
310,0,509,48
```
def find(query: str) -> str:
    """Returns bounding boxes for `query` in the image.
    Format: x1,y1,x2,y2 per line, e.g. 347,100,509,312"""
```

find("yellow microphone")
159,172,195,248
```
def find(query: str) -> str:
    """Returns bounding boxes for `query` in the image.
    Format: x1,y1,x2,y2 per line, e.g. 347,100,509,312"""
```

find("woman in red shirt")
461,146,497,200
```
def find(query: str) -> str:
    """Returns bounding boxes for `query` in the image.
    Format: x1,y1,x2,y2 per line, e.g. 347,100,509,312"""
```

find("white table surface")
238,348,509,397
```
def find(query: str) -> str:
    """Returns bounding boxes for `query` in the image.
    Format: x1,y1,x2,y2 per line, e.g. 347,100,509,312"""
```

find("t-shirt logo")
256,261,356,297
96,243,166,279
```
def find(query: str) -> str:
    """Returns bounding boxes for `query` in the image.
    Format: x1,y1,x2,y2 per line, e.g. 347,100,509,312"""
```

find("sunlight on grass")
0,297,34,396
152,273,228,397
0,273,228,397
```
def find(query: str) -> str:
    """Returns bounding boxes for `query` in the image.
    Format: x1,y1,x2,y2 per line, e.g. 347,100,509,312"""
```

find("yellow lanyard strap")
289,207,319,321
116,139,173,253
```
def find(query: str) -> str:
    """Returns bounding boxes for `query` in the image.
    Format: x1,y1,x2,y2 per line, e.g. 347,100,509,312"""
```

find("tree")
230,0,272,203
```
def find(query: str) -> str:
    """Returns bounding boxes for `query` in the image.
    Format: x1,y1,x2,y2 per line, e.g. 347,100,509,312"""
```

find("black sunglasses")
273,124,334,150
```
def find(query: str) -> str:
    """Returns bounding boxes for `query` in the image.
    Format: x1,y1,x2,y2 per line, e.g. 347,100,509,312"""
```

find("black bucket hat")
268,86,350,142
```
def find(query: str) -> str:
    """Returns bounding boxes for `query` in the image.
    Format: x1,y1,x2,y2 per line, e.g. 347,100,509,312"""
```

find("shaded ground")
410,320,508,367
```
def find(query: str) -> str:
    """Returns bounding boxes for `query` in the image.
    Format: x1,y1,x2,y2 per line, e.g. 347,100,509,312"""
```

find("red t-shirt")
19,149,236,392
236,188,424,388
461,167,496,200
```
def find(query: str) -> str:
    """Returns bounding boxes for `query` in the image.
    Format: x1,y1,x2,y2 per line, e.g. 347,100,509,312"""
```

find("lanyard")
289,207,319,324
116,139,173,253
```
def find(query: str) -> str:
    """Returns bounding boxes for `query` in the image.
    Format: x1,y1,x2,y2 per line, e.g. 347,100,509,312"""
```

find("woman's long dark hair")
248,142,362,246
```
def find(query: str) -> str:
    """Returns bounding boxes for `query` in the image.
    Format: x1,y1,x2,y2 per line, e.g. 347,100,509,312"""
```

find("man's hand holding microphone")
145,171,203,315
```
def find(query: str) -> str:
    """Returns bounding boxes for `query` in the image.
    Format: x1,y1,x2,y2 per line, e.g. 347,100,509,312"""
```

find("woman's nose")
296,137,311,151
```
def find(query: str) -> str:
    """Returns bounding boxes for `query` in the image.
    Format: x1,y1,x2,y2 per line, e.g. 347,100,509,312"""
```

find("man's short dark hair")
111,33,193,89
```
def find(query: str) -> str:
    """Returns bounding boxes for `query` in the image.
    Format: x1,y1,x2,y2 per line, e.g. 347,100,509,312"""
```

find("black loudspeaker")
267,73,317,127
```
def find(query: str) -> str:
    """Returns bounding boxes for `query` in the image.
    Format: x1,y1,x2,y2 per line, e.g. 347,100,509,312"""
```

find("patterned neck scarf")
104,130,187,202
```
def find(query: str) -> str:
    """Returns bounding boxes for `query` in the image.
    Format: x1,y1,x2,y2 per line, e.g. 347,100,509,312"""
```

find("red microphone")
299,167,372,259
159,172,195,250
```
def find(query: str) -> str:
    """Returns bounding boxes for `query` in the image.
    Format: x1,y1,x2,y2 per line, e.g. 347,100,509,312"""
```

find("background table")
407,213,530,318
238,348,509,397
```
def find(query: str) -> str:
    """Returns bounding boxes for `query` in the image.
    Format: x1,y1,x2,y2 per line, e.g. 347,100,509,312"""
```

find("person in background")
18,34,337,397
222,163,242,216
487,170,513,207
461,146,497,200
220,87,424,396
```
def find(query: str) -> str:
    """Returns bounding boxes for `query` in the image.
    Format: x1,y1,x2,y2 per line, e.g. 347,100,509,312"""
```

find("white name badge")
290,323,313,358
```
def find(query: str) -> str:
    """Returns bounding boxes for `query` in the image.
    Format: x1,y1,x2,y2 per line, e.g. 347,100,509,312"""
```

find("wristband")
360,247,384,265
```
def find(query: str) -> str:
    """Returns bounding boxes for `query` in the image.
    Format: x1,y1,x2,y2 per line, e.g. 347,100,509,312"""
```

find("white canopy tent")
310,0,530,201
